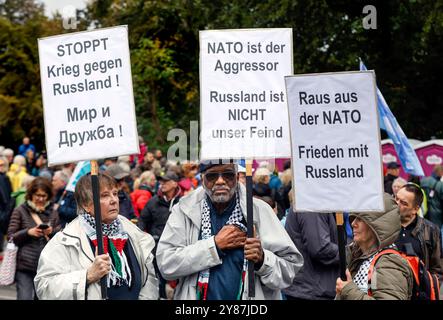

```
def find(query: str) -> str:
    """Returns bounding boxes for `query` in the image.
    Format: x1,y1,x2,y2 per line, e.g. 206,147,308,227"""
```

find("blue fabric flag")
360,60,424,176
65,160,91,192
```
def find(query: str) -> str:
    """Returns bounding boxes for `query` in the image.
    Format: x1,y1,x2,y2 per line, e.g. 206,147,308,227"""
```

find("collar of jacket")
157,186,181,201
178,183,258,229
410,215,422,238
348,241,380,262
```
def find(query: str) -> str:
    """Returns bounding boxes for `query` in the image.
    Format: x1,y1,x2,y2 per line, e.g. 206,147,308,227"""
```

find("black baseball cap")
387,162,400,169
198,159,234,173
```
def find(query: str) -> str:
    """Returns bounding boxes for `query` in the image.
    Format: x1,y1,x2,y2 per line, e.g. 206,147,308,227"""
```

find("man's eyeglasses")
204,171,236,183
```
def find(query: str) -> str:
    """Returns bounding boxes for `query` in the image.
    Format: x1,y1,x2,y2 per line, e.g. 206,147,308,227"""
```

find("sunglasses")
204,170,236,183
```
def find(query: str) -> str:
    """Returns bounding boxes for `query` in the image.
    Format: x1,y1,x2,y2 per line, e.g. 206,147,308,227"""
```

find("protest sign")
285,71,384,212
38,26,139,166
199,28,293,160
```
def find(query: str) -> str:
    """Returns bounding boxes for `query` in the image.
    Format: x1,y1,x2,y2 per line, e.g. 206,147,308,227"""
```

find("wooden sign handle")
90,160,107,299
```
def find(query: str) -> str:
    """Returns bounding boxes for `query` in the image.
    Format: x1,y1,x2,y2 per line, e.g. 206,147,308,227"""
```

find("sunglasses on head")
204,170,236,183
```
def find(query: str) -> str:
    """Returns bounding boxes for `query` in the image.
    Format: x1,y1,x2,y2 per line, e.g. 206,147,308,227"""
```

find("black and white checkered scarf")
353,243,397,293
196,193,247,300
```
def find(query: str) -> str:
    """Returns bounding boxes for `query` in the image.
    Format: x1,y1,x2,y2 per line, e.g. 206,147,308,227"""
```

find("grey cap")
104,164,129,180
158,170,180,182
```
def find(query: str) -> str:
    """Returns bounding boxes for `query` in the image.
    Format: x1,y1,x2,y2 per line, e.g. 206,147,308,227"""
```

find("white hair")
3,148,13,157
54,170,69,184
118,162,131,174
118,155,130,164
393,177,407,187
13,154,26,167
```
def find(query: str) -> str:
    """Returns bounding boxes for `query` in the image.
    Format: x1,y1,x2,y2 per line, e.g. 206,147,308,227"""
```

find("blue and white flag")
360,60,424,176
65,160,91,192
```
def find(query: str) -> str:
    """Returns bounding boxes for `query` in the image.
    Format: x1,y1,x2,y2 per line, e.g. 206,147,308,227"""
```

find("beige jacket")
156,184,304,300
34,215,158,300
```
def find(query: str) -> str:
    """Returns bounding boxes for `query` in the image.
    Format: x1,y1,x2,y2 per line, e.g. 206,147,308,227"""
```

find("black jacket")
118,190,135,220
396,216,443,281
384,174,397,195
57,191,77,228
7,202,59,272
137,188,181,243
0,173,12,233
283,210,340,299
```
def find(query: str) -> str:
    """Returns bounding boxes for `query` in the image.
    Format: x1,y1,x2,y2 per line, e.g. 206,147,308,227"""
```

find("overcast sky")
38,0,88,17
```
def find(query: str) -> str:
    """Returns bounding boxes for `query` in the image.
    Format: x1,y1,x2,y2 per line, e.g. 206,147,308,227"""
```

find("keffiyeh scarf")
353,243,397,293
80,212,131,288
196,193,248,300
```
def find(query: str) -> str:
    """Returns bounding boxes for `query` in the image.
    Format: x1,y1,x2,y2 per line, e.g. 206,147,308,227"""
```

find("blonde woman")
7,155,28,192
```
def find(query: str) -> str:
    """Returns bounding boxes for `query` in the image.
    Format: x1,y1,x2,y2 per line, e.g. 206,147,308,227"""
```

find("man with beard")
156,160,303,300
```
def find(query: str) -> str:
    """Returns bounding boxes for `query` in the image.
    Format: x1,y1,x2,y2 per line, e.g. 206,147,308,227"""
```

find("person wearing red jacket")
131,171,156,217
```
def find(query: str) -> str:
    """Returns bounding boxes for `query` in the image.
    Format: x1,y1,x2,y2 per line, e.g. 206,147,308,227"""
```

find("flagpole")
90,160,107,299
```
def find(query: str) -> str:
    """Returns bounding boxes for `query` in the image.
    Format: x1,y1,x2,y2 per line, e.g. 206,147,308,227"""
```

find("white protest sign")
285,71,384,212
38,26,139,166
200,29,293,160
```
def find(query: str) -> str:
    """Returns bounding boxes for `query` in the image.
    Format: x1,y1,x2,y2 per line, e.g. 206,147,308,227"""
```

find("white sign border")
285,70,385,213
38,25,140,167
198,28,294,161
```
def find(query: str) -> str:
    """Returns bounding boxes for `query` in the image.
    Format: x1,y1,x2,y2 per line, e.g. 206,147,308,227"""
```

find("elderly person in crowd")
335,193,413,300
7,154,28,192
130,170,156,217
7,177,59,300
156,160,303,300
392,177,407,198
34,173,158,300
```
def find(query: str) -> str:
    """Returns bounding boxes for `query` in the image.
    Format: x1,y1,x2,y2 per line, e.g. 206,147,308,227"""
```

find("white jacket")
156,185,303,300
34,215,158,300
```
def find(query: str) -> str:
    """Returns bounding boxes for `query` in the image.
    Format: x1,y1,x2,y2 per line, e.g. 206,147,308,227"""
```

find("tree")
0,0,64,150
1,0,442,152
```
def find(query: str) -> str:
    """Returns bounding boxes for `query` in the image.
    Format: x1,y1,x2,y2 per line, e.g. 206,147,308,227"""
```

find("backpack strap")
430,272,440,300
367,249,418,296
367,249,400,296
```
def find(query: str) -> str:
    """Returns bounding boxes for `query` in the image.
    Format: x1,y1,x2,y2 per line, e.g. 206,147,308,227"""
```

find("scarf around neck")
353,243,397,293
196,193,247,300
26,200,50,213
79,212,131,288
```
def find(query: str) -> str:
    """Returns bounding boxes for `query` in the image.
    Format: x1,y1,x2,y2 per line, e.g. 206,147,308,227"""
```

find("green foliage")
0,0,66,149
0,0,442,151
132,38,180,146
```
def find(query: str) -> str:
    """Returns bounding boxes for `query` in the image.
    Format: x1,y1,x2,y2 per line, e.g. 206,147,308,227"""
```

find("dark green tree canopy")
0,0,442,151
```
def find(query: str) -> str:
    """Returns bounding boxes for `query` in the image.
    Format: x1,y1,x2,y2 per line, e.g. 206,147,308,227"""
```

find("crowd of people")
0,135,442,301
